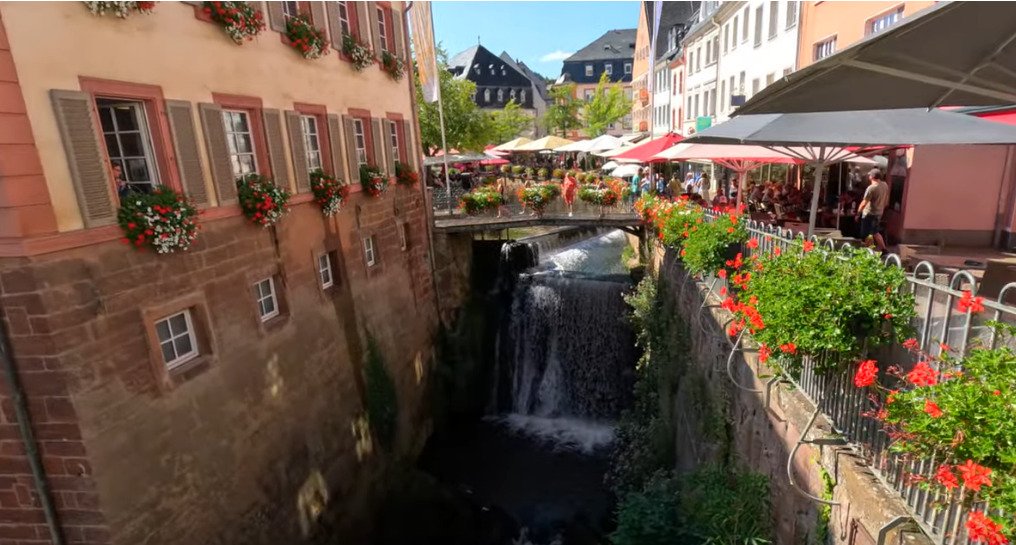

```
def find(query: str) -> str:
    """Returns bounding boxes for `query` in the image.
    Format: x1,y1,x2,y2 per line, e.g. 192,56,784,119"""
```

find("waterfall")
490,230,636,453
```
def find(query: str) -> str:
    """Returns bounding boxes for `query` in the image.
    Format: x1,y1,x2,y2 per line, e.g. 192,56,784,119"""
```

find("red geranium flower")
957,460,992,491
746,237,759,249
773,247,782,256
717,269,727,279
934,464,959,489
907,361,939,387
923,399,943,418
966,511,1008,545
759,343,771,363
902,338,919,351
957,290,986,314
802,240,815,252
779,342,796,354
853,359,878,388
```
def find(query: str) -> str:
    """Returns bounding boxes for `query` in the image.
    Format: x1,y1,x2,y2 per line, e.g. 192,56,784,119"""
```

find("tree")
584,72,633,137
415,49,491,154
488,99,531,144
543,83,582,137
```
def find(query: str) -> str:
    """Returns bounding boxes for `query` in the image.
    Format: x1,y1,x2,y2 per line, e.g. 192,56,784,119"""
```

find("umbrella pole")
736,170,747,208
807,163,824,237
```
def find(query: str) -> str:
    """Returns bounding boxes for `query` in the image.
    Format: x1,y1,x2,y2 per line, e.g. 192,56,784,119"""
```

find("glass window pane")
161,341,177,363
234,112,249,132
174,334,193,356
236,134,253,154
155,320,171,341
125,158,151,183
239,155,255,175
169,313,187,334
263,296,275,316
226,133,239,154
120,132,144,157
114,106,140,131
104,134,122,157
99,107,115,131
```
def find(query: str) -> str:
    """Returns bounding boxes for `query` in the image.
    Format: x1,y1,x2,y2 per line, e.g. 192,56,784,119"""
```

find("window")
695,47,701,71
783,67,793,77
154,311,198,369
754,5,764,46
388,121,400,163
376,7,388,52
732,16,738,48
483,88,490,103
353,118,367,168
693,94,699,118
585,64,593,77
624,62,632,74
687,96,692,117
667,26,678,51
584,89,594,101
605,64,613,76
253,277,279,322
739,71,746,92
752,78,760,95
768,2,779,38
713,36,719,61
363,236,377,267
398,222,409,251
520,89,526,102
786,1,798,28
301,115,322,173
766,72,775,86
281,1,299,19
338,1,351,35
867,7,904,35
688,51,694,74
729,75,735,98
496,88,504,102
723,24,729,53
510,88,517,101
705,43,710,65
318,253,334,289
742,7,749,41
719,80,725,110
222,109,257,178
98,99,159,193
814,37,836,61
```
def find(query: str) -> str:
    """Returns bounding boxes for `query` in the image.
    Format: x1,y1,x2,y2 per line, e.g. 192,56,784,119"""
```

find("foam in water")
541,230,629,275
486,414,616,454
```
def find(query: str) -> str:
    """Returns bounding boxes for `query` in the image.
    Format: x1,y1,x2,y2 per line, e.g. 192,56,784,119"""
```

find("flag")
647,0,662,94
410,2,440,103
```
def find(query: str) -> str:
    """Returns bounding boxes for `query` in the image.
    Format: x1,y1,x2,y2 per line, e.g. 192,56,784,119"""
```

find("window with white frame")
510,88,517,101
97,99,160,193
253,277,279,322
520,89,526,102
376,7,389,52
301,115,322,173
497,88,504,102
604,64,613,76
768,1,779,38
483,88,491,102
584,89,594,101
742,7,749,41
732,16,738,48
363,236,377,267
337,1,351,36
814,37,836,61
624,62,632,74
585,64,593,77
154,310,198,369
222,109,257,178
754,5,764,46
281,1,299,19
867,7,904,36
388,121,400,163
353,118,367,168
318,253,334,288
786,1,798,29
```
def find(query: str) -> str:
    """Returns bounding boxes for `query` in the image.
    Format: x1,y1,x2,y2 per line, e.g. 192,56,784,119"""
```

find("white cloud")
539,50,574,62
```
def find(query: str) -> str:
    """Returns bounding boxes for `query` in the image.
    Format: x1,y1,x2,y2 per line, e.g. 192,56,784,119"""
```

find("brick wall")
0,186,437,545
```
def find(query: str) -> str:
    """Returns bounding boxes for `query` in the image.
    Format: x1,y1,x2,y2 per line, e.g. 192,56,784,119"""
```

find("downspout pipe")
0,318,64,545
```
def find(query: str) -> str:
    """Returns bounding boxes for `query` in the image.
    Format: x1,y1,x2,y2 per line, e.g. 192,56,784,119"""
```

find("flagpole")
425,9,453,215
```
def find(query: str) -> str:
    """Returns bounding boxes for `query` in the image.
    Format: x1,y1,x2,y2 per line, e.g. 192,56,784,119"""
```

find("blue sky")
432,1,639,80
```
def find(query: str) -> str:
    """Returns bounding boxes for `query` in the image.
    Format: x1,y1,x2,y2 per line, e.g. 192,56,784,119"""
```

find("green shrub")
511,165,523,175
611,471,681,545
552,168,565,180
537,167,548,179
365,336,397,451
677,466,772,544
680,212,747,276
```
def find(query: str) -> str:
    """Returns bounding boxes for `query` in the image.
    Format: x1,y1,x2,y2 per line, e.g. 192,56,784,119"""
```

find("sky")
432,1,639,80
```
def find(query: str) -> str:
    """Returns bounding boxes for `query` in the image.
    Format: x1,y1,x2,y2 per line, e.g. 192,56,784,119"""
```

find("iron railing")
429,180,639,219
698,214,1016,545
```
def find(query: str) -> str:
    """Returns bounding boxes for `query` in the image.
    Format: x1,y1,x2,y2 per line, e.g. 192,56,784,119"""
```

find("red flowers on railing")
958,290,986,314
967,511,1009,545
853,359,878,387
923,399,943,418
906,361,939,387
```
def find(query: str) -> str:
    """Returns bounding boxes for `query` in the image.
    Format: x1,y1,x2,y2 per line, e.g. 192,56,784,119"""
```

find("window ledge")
164,354,215,391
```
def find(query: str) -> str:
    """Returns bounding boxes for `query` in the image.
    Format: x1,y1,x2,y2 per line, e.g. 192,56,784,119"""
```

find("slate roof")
499,52,549,101
448,45,480,79
648,1,700,61
563,29,637,63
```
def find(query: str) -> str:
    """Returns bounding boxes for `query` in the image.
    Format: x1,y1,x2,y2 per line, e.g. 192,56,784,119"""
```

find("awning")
612,164,641,178
601,160,620,171
423,153,488,166
515,135,575,152
554,139,592,152
595,145,635,158
737,2,1016,115
612,133,685,163
492,137,533,152
480,157,510,166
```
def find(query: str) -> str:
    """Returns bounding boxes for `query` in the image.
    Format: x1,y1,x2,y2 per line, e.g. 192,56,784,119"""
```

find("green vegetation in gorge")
365,335,398,451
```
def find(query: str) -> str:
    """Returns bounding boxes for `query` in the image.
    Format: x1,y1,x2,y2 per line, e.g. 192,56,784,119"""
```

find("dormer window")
510,89,517,101
585,64,593,77
521,89,526,102
474,63,480,74
497,88,504,102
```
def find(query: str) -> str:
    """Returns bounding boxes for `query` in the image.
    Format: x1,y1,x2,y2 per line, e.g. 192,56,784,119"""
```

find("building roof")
563,29,637,63
499,52,549,100
648,1,699,61
448,45,481,79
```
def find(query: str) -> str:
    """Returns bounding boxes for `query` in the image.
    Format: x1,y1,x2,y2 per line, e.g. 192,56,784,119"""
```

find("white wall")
651,64,673,137
682,23,719,135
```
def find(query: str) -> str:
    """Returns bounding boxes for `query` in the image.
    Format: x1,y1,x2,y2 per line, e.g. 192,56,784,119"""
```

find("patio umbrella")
686,108,1016,234
554,139,592,152
601,160,620,172
515,135,575,152
492,137,533,152
585,134,625,152
612,133,685,164
595,145,635,158
612,164,641,178
653,143,803,206
480,157,510,166
737,2,1016,115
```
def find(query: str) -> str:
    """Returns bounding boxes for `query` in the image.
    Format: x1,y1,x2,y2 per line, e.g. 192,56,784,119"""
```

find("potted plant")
458,186,503,215
577,182,621,218
380,50,405,80
500,164,512,176
117,186,199,253
202,1,264,43
236,173,291,227
84,1,155,17
552,168,565,180
360,164,388,197
310,169,350,216
342,34,374,71
285,13,328,59
394,162,418,187
537,167,548,180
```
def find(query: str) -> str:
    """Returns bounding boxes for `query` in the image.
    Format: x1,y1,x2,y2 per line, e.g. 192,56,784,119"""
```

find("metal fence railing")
699,213,1016,545
428,179,638,219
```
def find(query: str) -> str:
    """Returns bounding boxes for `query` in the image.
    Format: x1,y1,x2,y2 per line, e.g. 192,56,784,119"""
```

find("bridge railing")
428,179,637,219
698,212,1016,544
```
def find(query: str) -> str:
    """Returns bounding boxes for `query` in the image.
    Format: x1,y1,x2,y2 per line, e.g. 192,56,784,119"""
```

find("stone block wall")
0,187,438,545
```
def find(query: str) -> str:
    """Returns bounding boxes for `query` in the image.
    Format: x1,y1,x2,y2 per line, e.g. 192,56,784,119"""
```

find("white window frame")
353,118,367,168
604,64,613,76
254,277,280,322
281,1,299,19
624,62,632,74
483,88,491,103
337,1,351,36
301,115,323,173
497,88,504,102
97,99,160,192
388,121,400,163
222,109,258,179
768,1,779,39
318,254,334,289
814,37,836,61
866,6,904,36
585,64,593,77
786,0,798,29
363,236,377,267
376,6,389,52
154,310,199,370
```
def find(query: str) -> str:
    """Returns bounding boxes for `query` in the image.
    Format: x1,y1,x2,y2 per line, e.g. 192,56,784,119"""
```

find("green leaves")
487,99,531,144
584,72,634,137
543,83,582,137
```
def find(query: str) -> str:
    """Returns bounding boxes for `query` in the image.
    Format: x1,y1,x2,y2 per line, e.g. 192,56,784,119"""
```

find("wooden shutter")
50,89,115,227
366,2,382,55
325,2,344,52
327,113,347,181
197,102,236,205
262,108,289,188
403,120,418,171
396,120,408,166
285,110,310,192
381,119,397,174
370,117,386,174
343,115,360,181
354,2,370,45
392,6,405,60
165,100,209,206
267,1,285,32
310,2,328,37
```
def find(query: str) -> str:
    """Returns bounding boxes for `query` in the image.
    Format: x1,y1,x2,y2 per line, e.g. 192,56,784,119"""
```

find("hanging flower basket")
285,13,328,59
236,173,291,227
394,162,418,187
342,34,374,71
459,186,503,215
360,164,388,198
380,50,405,81
117,186,199,253
84,1,155,18
202,1,265,44
310,169,350,216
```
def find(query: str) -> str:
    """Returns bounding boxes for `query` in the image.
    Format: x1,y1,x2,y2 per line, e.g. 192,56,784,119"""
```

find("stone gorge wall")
0,187,437,545
652,246,931,545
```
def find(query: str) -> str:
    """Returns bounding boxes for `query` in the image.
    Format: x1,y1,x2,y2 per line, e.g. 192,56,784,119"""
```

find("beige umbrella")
492,137,533,152
514,135,575,152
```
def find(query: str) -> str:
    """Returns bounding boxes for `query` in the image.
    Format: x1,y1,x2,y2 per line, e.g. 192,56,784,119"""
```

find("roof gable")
564,29,637,63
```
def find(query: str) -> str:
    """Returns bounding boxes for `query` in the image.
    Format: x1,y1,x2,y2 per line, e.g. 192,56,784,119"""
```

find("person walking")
562,171,578,217
628,168,642,209
856,168,890,252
